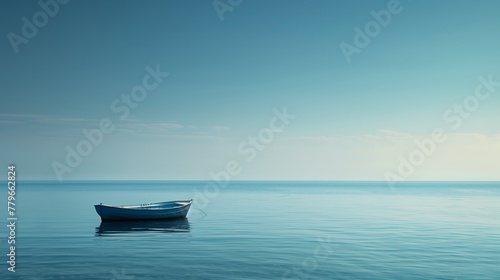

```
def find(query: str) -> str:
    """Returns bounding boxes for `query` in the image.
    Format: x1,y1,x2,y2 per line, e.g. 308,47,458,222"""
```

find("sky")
1,0,500,181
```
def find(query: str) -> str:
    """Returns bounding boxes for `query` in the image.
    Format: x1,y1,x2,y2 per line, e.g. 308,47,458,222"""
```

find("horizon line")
6,179,500,183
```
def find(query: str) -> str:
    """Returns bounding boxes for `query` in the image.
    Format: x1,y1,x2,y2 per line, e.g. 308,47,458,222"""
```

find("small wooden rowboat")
94,200,192,221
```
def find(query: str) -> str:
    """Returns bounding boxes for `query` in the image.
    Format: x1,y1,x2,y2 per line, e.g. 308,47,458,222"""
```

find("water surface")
1,181,499,279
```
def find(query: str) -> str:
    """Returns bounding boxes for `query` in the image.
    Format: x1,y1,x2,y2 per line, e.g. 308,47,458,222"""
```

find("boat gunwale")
95,199,193,211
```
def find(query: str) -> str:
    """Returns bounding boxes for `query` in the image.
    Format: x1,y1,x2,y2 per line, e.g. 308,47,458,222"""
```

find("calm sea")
1,181,499,280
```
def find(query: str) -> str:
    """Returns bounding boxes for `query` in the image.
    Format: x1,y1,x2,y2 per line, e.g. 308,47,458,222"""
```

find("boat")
95,218,190,236
94,200,192,221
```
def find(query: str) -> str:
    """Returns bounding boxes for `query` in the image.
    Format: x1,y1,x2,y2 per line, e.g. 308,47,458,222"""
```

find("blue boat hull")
94,200,192,221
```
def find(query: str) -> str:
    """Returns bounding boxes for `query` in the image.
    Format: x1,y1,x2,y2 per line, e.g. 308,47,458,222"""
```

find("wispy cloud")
115,121,183,134
211,125,230,131
0,113,95,126
33,117,89,123
0,113,59,119
0,120,22,124
377,129,414,139
152,134,227,140
0,113,230,141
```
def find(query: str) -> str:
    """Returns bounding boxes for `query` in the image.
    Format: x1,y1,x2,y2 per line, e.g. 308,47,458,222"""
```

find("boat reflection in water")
95,218,190,236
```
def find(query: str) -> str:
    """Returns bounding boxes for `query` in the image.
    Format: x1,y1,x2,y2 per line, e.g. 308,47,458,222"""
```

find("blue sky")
1,0,500,180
